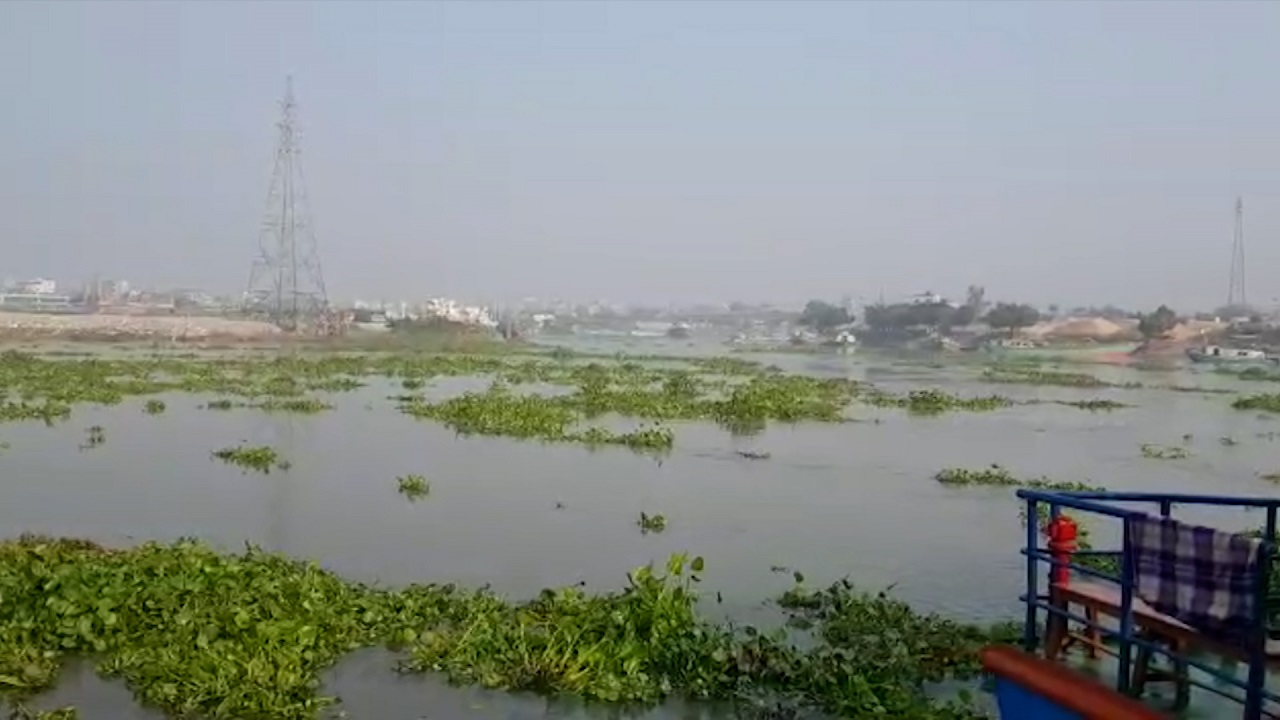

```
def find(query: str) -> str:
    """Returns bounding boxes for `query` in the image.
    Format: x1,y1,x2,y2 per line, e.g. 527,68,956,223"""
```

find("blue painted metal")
991,676,1084,720
1015,489,1280,720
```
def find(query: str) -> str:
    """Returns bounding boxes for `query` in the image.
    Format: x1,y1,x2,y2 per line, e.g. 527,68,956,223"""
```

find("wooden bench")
1045,580,1280,710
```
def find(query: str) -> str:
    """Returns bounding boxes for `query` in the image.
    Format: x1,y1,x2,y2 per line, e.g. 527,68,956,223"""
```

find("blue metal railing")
1015,489,1280,719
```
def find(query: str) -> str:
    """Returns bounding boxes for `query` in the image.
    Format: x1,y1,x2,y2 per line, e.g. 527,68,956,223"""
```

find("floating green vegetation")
0,539,1010,719
396,370,848,451
1219,366,1280,382
0,401,71,425
396,474,429,499
573,424,675,451
253,397,333,414
863,388,1011,415
776,578,1021,704
1260,472,1280,483
1160,384,1235,394
934,465,1103,492
1220,436,1240,447
1140,443,1190,460
735,450,772,460
637,512,667,534
1053,399,1128,411
142,399,165,415
982,367,1112,388
0,348,1045,449
78,426,104,451
982,365,1222,396
200,397,333,414
211,445,290,473
1232,393,1280,413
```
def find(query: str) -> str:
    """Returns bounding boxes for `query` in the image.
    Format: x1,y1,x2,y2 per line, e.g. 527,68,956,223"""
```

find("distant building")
14,278,56,295
907,291,945,306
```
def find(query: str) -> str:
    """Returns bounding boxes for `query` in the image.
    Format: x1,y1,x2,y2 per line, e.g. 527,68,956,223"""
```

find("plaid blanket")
1131,514,1263,643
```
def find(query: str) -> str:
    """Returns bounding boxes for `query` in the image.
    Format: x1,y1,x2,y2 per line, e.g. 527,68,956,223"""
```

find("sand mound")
0,312,281,341
1165,320,1223,342
1024,316,1134,341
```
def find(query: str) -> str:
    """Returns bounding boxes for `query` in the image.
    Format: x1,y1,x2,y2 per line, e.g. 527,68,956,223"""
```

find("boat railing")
1016,489,1280,719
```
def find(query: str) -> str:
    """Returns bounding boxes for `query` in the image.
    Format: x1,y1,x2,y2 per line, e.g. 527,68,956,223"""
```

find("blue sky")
1,1,1278,309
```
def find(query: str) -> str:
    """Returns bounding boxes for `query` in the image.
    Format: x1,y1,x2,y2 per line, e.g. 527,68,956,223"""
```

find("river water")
2,339,1275,718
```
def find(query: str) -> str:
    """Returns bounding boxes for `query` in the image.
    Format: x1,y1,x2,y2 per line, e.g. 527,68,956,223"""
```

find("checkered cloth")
1131,514,1263,644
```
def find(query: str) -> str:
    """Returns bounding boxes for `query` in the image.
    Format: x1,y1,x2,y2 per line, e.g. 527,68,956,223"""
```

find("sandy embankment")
0,312,282,342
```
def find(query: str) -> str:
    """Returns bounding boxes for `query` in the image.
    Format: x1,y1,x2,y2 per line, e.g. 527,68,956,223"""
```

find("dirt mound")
1130,338,1191,358
1024,316,1136,341
1165,320,1223,342
0,312,281,341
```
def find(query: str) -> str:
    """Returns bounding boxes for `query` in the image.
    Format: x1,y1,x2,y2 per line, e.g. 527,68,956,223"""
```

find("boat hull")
982,646,1167,720
1186,353,1276,365
992,675,1084,720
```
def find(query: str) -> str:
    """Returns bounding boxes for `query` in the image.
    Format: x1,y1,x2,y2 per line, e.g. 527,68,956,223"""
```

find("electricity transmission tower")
1227,196,1247,309
244,77,331,332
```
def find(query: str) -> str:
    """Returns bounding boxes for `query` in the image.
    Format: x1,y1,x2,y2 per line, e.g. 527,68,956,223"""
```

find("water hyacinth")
0,538,1012,719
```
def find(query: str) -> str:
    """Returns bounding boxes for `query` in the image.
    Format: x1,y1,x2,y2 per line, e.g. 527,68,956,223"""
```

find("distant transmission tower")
244,77,330,332
1227,197,1247,309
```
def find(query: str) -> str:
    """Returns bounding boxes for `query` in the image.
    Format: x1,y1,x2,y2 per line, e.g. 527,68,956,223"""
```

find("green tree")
1138,305,1178,340
984,303,1041,336
798,300,852,333
864,302,956,330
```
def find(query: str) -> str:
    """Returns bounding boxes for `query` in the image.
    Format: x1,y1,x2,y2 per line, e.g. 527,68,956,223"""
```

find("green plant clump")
211,445,290,473
1140,443,1190,460
1054,399,1128,411
863,388,1011,415
934,465,1103,492
78,426,105,451
142,399,166,415
1233,393,1280,413
396,474,429,499
637,512,667,534
981,367,1113,388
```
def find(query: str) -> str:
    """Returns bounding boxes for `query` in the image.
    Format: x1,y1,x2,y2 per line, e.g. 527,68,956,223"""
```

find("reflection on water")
2,341,1277,717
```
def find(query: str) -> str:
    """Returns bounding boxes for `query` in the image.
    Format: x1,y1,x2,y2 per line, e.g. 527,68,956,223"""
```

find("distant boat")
821,330,857,351
1186,344,1275,365
666,322,692,339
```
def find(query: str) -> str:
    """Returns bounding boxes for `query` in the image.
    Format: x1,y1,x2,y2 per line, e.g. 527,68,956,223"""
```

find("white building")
15,278,56,295
906,290,958,307
421,298,497,327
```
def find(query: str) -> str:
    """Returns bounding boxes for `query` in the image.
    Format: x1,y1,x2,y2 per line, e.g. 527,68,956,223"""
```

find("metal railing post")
1117,517,1135,695
1024,497,1039,652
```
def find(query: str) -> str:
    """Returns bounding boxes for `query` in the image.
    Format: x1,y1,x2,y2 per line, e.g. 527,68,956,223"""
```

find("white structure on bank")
14,278,56,295
421,297,497,327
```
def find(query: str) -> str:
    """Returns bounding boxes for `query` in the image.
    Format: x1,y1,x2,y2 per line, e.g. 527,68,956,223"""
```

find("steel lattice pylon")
1227,196,1247,309
244,77,331,333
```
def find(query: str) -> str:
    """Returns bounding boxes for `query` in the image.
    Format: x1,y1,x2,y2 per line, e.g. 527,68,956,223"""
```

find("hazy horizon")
2,1,1278,311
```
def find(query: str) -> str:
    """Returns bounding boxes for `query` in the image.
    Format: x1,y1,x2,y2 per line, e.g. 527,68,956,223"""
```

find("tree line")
799,296,1198,342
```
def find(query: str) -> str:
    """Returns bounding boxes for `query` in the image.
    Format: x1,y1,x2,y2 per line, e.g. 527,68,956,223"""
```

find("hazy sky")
2,1,1278,310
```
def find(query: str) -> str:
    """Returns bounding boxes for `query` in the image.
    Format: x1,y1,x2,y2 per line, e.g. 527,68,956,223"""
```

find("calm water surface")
3,340,1276,718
